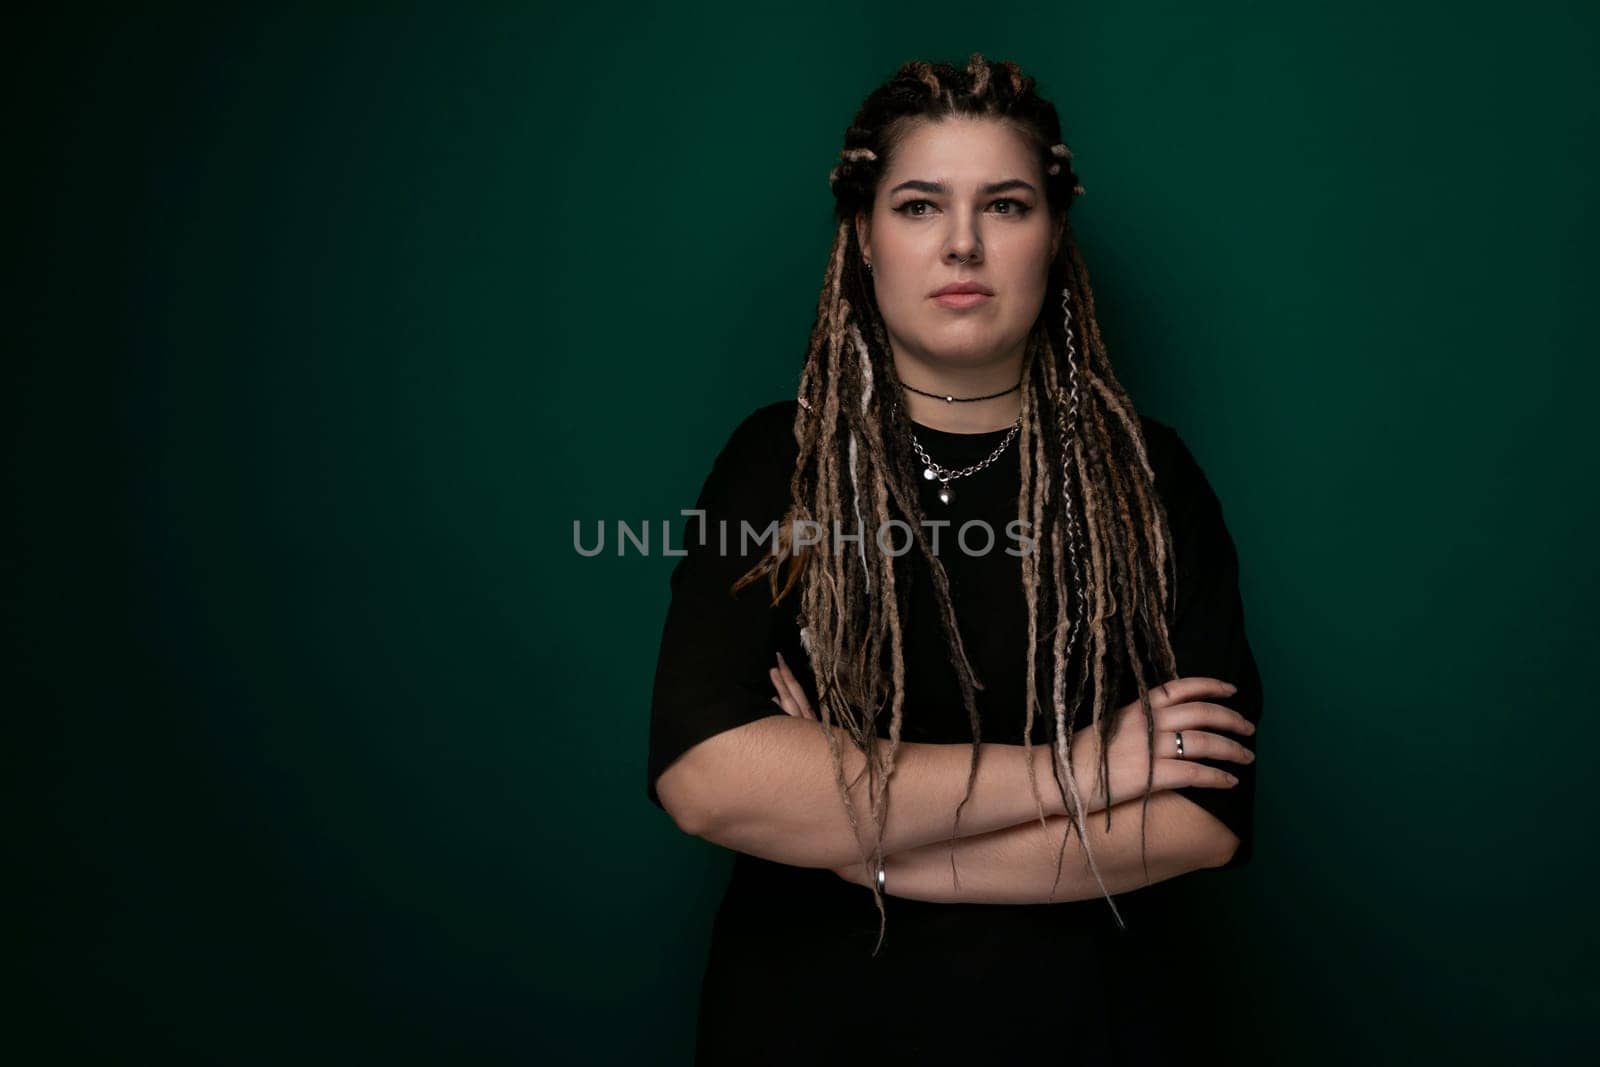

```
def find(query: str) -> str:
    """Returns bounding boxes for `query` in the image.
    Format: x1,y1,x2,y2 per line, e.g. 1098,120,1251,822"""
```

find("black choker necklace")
901,380,1022,403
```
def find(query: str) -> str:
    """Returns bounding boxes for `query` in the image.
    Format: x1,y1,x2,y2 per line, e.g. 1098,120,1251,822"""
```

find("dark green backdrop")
11,4,1596,1063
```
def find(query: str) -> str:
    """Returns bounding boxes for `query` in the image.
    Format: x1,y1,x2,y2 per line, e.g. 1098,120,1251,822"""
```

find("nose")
942,200,984,265
944,225,982,266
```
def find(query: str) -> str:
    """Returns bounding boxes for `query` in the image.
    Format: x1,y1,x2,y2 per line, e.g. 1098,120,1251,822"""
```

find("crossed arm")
828,789,1237,905
766,654,1239,904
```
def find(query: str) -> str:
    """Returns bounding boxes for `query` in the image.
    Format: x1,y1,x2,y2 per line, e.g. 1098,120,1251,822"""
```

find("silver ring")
1175,730,1185,759
876,861,886,894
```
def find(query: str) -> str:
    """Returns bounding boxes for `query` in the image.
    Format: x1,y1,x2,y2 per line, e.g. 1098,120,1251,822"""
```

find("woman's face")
856,117,1060,373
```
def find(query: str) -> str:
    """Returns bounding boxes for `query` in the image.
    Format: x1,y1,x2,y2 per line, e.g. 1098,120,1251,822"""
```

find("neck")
895,350,1025,433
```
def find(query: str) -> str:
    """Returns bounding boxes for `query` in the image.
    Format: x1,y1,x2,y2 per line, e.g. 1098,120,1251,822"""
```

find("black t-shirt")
647,399,1264,1065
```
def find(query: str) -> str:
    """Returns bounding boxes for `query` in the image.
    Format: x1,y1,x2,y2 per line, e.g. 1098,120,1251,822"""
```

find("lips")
933,291,991,309
930,281,995,297
930,281,995,309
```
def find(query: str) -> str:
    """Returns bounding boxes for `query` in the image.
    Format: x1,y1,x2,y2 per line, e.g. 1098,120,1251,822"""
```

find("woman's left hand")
768,651,816,720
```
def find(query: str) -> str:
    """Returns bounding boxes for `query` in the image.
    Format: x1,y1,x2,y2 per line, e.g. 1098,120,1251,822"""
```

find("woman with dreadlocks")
646,54,1264,1065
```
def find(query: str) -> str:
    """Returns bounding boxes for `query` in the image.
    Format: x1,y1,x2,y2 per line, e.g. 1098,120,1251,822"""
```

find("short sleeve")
645,406,796,811
1154,426,1265,870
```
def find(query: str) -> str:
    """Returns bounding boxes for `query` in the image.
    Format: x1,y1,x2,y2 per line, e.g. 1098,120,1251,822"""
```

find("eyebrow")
886,178,1038,197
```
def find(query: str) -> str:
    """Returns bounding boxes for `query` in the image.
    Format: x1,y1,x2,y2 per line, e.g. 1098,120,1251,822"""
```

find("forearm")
681,715,1067,870
834,789,1228,904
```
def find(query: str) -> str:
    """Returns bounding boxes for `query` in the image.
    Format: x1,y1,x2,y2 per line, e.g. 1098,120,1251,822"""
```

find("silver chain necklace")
910,415,1022,505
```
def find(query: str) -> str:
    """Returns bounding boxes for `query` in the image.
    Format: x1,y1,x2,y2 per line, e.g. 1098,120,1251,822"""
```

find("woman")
646,53,1264,1065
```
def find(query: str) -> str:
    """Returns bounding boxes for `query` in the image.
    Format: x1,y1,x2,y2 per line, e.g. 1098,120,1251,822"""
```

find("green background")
11,3,1596,1063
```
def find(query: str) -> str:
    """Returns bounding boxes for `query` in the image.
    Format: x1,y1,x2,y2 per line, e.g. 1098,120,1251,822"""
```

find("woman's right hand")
1062,676,1255,815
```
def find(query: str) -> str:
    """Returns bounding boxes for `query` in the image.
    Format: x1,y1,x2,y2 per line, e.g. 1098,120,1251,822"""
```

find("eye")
892,199,935,217
991,198,1033,216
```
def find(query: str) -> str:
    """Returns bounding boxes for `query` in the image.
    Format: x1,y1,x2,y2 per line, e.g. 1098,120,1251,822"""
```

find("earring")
864,259,873,273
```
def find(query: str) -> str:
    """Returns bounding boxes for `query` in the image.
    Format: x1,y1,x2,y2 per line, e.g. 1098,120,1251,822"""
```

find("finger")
769,669,799,716
775,652,816,720
1161,761,1241,790
1153,728,1255,767
790,680,816,720
1156,700,1256,737
1152,754,1240,791
771,659,798,705
771,659,812,719
1147,676,1238,709
1148,676,1239,708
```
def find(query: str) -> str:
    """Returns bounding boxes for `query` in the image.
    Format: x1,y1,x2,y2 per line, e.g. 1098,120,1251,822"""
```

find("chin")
920,332,1018,365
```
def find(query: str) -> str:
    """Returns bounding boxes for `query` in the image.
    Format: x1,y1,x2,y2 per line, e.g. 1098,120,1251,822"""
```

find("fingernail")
1227,773,1239,784
777,651,786,667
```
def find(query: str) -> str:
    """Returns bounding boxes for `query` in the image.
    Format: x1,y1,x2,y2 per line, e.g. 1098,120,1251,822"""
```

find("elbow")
1207,827,1242,870
657,750,747,842
663,797,710,840
655,759,715,838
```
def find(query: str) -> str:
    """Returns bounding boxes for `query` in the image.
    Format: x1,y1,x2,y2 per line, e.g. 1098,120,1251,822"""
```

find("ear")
854,209,871,263
1050,216,1064,261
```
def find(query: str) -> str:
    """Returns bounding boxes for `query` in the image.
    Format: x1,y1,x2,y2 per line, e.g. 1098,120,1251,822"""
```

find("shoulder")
1136,412,1222,527
693,399,800,519
710,399,800,477
1136,412,1200,488
726,398,801,454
